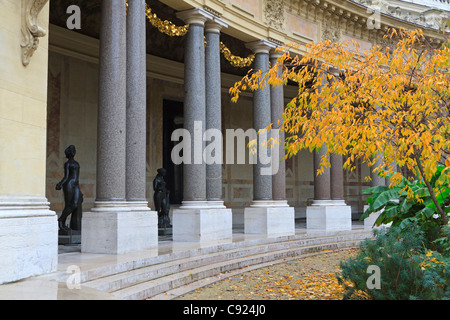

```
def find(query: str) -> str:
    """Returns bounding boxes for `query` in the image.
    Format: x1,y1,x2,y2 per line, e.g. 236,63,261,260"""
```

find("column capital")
205,17,228,33
269,49,284,59
246,40,277,54
176,8,214,25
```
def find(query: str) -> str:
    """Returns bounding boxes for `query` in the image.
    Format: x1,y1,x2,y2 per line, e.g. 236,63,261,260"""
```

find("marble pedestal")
81,201,158,254
244,201,295,235
58,233,81,245
306,200,352,230
0,197,58,284
172,201,232,242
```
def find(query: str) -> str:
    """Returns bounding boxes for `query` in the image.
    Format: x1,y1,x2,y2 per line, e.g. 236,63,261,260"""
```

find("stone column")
94,0,127,205
372,158,387,187
243,40,294,236
364,157,389,229
270,50,287,204
306,82,352,230
172,10,232,242
82,0,157,254
330,154,345,202
125,0,157,237
205,18,227,208
313,147,331,202
176,9,209,208
126,0,148,206
248,41,273,203
385,161,397,187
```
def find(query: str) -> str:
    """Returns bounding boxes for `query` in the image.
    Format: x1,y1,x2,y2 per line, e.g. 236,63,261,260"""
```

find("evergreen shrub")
337,224,450,300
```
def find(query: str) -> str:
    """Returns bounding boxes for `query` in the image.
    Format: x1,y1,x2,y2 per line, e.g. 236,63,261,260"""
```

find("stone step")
80,230,372,300
83,233,360,291
82,231,369,293
112,238,366,300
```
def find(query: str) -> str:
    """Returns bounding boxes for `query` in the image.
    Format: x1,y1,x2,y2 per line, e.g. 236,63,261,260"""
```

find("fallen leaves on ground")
177,248,368,300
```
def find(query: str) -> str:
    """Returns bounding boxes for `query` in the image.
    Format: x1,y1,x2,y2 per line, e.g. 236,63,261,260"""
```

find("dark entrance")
163,100,184,205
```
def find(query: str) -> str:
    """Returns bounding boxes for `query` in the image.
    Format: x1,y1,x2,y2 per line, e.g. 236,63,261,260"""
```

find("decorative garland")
126,1,254,68
220,42,255,68
144,3,189,37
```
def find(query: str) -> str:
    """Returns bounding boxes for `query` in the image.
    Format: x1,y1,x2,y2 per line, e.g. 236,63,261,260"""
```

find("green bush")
337,225,450,300
433,224,450,255
361,165,450,234
340,165,450,299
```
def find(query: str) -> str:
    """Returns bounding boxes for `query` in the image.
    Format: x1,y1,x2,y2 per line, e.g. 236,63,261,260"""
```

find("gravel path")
175,247,360,300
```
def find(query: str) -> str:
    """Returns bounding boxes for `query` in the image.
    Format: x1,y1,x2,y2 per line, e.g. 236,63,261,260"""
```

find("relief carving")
264,0,286,31
321,18,341,42
21,0,49,66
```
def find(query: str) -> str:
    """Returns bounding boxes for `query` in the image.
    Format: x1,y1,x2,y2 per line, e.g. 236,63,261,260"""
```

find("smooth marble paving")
0,220,367,300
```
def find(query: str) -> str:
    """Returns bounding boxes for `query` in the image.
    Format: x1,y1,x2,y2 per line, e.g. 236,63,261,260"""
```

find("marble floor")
0,220,368,300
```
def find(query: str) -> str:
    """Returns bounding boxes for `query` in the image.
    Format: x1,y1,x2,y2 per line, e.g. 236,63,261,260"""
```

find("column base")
0,197,58,284
244,200,295,235
81,201,158,254
306,200,352,230
173,201,232,242
363,205,392,230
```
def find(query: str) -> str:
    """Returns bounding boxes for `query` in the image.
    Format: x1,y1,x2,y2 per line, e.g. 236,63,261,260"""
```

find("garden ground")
176,247,365,300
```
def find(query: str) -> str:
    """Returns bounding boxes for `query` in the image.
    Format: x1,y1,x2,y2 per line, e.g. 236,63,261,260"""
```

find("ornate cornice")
354,0,449,31
160,0,446,54
285,0,447,47
21,0,49,66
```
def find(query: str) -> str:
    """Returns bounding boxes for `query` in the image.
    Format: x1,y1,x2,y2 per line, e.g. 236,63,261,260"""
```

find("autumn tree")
230,29,450,225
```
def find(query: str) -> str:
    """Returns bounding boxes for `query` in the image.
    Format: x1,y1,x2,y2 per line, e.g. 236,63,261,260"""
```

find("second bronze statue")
153,168,171,229
56,145,83,235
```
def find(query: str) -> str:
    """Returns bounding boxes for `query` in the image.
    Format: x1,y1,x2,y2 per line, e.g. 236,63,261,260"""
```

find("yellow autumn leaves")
230,28,450,224
420,250,448,270
179,249,369,300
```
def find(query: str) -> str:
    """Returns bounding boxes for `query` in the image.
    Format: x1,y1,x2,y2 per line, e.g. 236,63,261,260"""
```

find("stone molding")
245,39,277,54
21,0,49,66
176,8,215,25
205,15,229,34
0,196,55,219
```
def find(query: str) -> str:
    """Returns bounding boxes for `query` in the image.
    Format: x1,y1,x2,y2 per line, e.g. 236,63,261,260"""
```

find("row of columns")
175,9,290,210
82,0,158,254
172,9,295,240
307,149,352,230
175,9,229,208
84,2,358,251
95,0,148,207
313,150,346,203
242,41,295,235
172,9,232,241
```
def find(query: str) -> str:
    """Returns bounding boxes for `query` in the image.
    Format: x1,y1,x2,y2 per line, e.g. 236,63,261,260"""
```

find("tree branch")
414,147,449,225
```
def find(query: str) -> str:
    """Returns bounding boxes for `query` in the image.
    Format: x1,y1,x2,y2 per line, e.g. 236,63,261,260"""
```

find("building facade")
0,0,448,284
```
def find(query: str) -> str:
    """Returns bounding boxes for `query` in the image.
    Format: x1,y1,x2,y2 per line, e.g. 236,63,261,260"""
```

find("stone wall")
46,51,98,212
0,0,57,284
0,0,50,197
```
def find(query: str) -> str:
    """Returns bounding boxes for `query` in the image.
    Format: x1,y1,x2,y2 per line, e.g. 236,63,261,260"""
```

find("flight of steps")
73,229,373,300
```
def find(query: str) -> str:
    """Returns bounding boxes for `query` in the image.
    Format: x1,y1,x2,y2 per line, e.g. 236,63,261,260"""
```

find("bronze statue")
153,168,171,229
56,145,83,235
